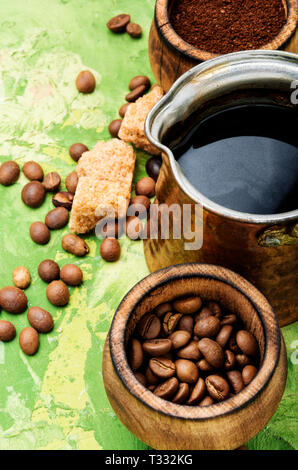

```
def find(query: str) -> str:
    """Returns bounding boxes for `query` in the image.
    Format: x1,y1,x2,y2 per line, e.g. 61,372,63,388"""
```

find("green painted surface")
0,0,296,450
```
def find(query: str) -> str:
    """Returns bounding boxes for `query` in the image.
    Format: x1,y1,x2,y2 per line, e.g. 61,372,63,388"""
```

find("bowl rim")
109,263,282,420
155,0,298,61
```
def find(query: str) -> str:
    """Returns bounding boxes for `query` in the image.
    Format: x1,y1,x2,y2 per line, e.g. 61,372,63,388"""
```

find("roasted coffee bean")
235,353,252,368
129,195,150,218
154,302,172,317
60,264,83,286
52,191,74,210
143,338,172,356
221,314,237,326
119,103,130,117
198,338,224,369
65,172,78,194
172,383,190,404
107,14,130,33
135,372,147,387
22,181,46,208
27,307,54,333
12,266,31,289
199,395,214,406
229,335,241,354
236,330,259,356
129,338,143,371
100,237,121,262
62,234,89,257
197,358,214,372
129,75,151,91
173,296,202,314
125,216,143,240
146,156,162,182
149,357,176,379
108,119,122,137
126,22,142,38
154,377,178,399
194,316,221,337
99,219,123,239
145,366,160,385
178,315,194,335
207,301,222,317
76,70,96,93
242,365,258,385
187,377,206,405
46,280,69,307
22,161,43,181
135,176,155,197
138,313,161,339
205,375,230,401
125,85,147,102
19,327,39,355
69,143,89,162
175,359,199,384
38,260,60,283
224,350,236,371
0,161,20,186
177,340,201,361
163,312,182,335
0,320,16,342
227,370,244,394
45,207,69,230
195,307,213,322
170,330,191,349
30,222,50,245
43,172,61,192
216,325,233,348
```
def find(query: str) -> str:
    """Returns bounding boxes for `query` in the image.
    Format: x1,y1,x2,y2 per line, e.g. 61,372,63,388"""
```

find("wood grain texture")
149,0,298,91
102,264,287,450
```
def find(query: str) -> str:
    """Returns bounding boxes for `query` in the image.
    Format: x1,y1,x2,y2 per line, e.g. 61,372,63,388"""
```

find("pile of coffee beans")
107,14,142,38
127,296,259,405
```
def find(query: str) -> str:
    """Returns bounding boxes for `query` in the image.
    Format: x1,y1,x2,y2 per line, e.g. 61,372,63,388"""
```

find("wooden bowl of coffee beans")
102,263,287,450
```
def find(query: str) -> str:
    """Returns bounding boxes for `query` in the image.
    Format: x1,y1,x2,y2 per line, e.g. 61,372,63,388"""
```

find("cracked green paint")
0,0,297,451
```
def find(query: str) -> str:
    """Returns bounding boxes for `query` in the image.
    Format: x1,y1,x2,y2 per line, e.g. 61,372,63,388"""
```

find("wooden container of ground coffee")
149,0,298,91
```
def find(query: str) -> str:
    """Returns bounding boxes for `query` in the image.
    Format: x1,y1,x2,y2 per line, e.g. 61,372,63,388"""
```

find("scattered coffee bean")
30,222,50,245
108,119,122,137
187,377,206,405
125,216,143,240
45,207,69,230
154,377,178,399
172,382,190,404
0,161,20,186
221,314,237,326
177,340,201,361
227,370,244,394
19,327,39,355
129,75,151,91
205,375,229,401
119,103,130,117
0,320,16,342
100,237,120,262
146,366,160,385
22,161,44,181
197,358,214,372
138,313,161,339
76,70,96,93
175,359,199,384
46,280,69,306
65,172,78,194
52,191,74,210
155,302,172,317
12,266,31,290
242,365,258,385
129,195,150,218
62,233,89,257
195,307,213,322
27,307,54,333
149,357,176,379
43,172,61,192
69,143,89,162
198,338,224,368
173,296,202,314
146,156,162,182
163,312,182,335
236,330,259,356
224,350,236,371
126,22,142,38
129,338,143,371
235,353,252,368
178,315,194,335
60,264,83,286
194,316,221,338
143,338,172,357
125,85,147,102
216,325,233,348
170,330,191,349
38,260,60,283
107,14,130,33
22,181,46,208
135,177,155,197
135,372,147,387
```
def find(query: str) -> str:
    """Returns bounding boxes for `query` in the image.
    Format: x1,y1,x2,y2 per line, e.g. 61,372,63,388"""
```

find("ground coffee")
170,0,286,54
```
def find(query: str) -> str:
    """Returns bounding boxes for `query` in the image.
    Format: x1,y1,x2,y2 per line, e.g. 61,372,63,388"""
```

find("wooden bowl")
102,264,287,450
149,0,298,91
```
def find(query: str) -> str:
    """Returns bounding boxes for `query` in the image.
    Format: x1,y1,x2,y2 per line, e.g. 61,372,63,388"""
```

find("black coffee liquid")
170,105,298,214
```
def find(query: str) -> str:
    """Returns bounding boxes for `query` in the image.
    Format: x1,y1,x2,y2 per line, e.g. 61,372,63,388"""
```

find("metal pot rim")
145,50,298,224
